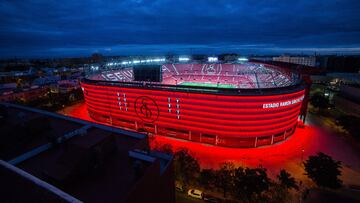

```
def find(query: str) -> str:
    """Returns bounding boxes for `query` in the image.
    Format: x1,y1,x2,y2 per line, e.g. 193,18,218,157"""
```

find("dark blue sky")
1,0,360,58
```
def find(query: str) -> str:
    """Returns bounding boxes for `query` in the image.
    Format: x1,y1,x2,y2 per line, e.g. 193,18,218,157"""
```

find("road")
176,191,204,203
304,188,360,203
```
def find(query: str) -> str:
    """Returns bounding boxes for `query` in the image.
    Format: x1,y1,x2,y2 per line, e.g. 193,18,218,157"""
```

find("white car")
187,189,204,199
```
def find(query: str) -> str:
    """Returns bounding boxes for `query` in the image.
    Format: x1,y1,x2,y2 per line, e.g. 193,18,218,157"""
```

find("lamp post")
301,149,305,164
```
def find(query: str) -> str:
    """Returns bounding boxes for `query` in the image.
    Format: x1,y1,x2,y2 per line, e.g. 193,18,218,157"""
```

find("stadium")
81,62,306,148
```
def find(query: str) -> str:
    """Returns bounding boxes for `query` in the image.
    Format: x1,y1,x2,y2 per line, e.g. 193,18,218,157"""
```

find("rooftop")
0,102,173,203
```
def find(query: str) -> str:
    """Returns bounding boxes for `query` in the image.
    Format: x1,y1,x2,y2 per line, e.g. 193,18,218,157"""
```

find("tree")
215,162,235,198
154,143,173,154
262,183,292,203
304,152,342,189
90,53,103,63
199,168,216,190
173,148,200,189
233,167,270,202
310,92,329,111
277,169,298,190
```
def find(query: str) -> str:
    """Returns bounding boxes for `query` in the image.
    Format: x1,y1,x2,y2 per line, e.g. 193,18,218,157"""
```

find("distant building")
57,80,81,94
249,56,274,62
0,86,48,102
32,75,61,85
0,103,175,203
327,72,360,85
326,56,360,73
272,55,360,72
0,82,17,89
273,55,317,67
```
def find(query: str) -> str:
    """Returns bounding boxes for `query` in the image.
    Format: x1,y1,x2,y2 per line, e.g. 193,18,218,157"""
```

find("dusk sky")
1,0,360,58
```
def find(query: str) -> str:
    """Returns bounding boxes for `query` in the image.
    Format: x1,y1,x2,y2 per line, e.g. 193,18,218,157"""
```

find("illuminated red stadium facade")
81,63,306,148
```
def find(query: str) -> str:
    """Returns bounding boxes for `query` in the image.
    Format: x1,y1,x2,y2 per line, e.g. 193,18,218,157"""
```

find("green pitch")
180,82,235,88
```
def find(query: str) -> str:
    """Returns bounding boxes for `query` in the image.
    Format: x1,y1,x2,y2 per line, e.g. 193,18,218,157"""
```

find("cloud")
0,0,359,58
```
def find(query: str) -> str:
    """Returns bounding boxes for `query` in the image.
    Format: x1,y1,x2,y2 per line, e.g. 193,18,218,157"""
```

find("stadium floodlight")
90,65,99,71
208,57,218,62
153,58,166,62
179,57,190,62
238,57,249,62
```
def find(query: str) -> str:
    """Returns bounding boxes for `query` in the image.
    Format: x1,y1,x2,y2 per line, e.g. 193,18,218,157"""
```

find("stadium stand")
88,63,294,89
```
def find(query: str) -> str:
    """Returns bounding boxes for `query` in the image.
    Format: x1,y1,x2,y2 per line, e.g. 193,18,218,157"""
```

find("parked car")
187,189,204,199
204,194,222,203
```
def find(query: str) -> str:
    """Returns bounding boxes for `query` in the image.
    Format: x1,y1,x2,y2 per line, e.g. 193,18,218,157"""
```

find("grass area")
180,82,235,88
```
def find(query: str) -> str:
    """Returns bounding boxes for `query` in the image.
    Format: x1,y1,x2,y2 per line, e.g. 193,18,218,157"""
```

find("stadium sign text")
262,95,304,109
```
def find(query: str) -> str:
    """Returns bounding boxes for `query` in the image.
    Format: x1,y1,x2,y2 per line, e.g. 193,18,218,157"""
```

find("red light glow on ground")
62,102,360,183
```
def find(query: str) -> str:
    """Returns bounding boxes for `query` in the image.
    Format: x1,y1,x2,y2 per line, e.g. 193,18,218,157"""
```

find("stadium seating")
91,63,293,89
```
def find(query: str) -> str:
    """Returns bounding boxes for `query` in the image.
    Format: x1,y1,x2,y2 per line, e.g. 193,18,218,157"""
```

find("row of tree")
155,144,343,202
173,148,299,202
